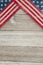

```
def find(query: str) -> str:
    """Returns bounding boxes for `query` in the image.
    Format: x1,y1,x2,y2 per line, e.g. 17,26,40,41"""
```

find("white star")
41,1,43,4
1,0,3,2
5,0,7,2
4,4,7,6
0,8,3,10
36,5,39,7
36,1,39,3
41,5,43,8
41,9,43,11
33,1,35,3
9,0,11,2
1,4,3,6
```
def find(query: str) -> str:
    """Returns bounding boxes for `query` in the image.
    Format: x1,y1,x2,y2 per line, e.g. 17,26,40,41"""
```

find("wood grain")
0,9,43,63
0,46,43,63
0,62,43,65
0,31,43,46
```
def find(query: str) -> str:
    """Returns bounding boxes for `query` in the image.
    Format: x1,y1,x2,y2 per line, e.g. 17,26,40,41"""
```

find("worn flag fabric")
15,0,43,28
31,0,43,12
0,0,20,27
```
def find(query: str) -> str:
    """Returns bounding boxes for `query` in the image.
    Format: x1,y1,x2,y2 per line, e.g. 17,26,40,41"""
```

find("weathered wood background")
0,10,43,63
0,62,43,65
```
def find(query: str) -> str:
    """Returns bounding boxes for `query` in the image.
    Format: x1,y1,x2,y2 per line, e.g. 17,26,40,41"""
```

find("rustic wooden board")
0,31,43,46
0,9,43,63
0,46,43,63
0,62,43,65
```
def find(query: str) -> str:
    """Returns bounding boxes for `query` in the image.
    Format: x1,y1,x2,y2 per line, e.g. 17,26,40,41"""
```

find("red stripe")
0,0,14,14
28,0,43,14
15,0,43,28
19,0,43,23
16,0,43,23
1,4,17,21
0,7,20,27
0,4,20,27
1,1,14,17
22,8,43,28
24,0,43,18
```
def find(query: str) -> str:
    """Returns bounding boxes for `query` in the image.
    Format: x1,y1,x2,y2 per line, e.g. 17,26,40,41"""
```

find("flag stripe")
19,0,43,22
0,6,19,25
0,4,17,20
25,0,43,17
15,0,43,26
0,1,14,16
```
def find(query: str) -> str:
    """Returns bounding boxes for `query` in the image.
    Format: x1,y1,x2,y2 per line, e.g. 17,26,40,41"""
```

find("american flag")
0,0,20,27
15,0,43,28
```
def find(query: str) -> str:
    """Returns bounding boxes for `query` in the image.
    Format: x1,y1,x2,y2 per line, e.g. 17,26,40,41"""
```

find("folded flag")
15,0,43,28
0,0,20,27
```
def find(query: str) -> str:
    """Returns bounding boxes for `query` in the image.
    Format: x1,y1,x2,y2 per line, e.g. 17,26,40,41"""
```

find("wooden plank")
0,46,43,63
0,31,43,46
0,62,43,65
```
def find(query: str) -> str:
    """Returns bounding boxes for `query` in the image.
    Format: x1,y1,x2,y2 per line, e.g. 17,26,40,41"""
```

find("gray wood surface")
0,9,43,63
0,31,43,46
0,46,43,63
0,62,43,65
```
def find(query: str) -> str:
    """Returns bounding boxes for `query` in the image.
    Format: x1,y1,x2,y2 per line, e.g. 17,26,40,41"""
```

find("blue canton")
0,0,12,12
31,0,43,12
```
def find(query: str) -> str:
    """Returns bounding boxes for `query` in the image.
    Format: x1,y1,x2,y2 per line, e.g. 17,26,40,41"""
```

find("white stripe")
16,0,43,26
20,0,43,22
0,2,14,16
0,6,19,24
0,4,16,20
25,0,43,17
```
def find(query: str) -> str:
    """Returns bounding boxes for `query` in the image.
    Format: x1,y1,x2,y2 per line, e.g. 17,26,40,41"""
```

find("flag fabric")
0,0,20,27
15,0,43,28
31,0,43,12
